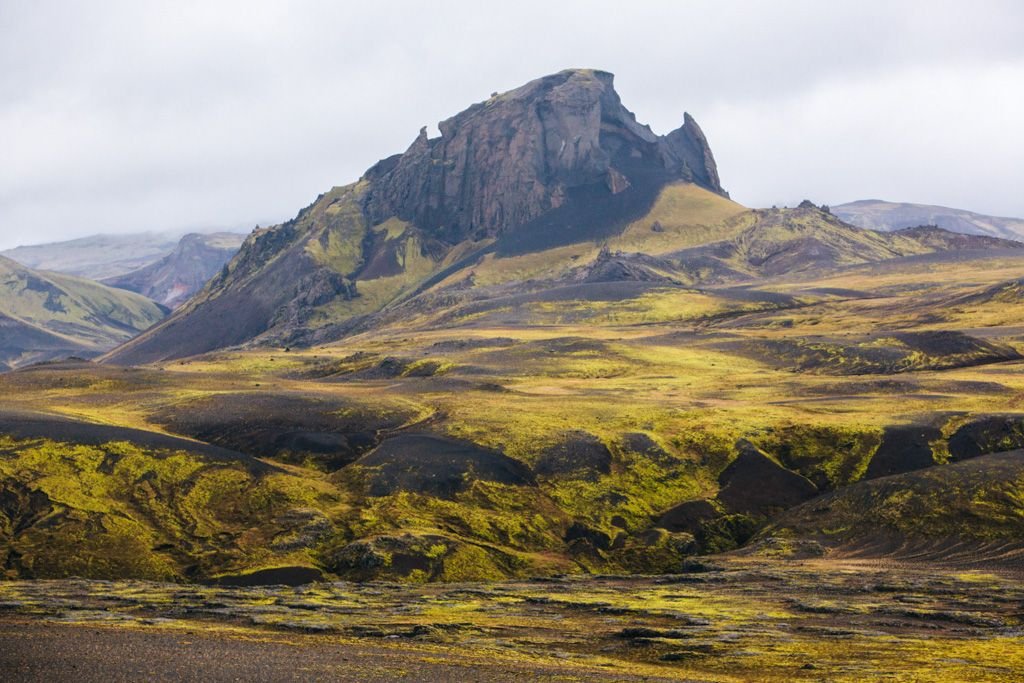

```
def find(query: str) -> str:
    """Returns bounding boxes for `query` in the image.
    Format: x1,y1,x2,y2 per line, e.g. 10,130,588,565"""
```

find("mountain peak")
105,70,729,363
364,69,724,244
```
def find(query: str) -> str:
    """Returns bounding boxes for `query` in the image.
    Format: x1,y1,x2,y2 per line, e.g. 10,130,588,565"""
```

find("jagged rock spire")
363,69,724,243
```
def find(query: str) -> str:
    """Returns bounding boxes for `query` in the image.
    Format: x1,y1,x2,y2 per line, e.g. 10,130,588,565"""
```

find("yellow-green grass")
611,182,749,254
0,256,166,365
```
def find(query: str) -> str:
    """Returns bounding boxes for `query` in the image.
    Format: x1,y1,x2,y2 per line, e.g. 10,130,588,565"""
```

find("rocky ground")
1,558,1022,681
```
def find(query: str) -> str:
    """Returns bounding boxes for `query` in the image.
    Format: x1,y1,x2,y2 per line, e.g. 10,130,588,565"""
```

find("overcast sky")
2,0,1023,250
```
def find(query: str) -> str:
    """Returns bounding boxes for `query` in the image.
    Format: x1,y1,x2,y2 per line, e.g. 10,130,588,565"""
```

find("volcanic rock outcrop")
363,69,724,244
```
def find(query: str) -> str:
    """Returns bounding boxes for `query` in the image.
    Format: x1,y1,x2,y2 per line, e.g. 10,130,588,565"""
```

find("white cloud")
1,0,1023,249
706,61,1024,213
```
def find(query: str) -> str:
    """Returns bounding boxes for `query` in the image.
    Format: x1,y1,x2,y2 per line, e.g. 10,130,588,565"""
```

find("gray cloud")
2,0,1023,249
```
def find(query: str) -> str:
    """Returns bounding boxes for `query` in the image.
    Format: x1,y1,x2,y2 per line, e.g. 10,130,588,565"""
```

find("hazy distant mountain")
0,255,166,369
833,200,1024,241
102,232,246,309
2,233,184,280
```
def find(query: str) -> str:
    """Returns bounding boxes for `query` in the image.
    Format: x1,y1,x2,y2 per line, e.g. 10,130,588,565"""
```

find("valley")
3,231,1024,583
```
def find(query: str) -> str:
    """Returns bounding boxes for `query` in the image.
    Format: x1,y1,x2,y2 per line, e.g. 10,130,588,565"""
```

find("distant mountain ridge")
833,199,1024,241
103,232,245,309
669,205,1023,282
2,232,184,280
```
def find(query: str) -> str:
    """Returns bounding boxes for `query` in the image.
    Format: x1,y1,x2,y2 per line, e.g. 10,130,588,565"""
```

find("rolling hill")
0,256,167,369
759,449,1024,567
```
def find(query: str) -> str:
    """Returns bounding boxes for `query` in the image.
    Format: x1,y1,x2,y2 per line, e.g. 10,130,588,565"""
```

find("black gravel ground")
0,618,669,682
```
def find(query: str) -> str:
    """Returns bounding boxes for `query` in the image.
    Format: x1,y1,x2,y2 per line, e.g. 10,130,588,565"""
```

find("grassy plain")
2,240,1024,582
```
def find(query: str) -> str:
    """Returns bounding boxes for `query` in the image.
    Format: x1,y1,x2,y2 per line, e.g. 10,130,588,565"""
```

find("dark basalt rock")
564,522,614,551
269,508,334,552
580,248,681,284
324,532,514,581
948,415,1024,461
363,69,724,245
0,483,53,540
272,269,357,328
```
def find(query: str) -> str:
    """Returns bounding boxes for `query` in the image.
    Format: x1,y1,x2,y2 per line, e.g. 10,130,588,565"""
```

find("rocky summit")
363,69,724,244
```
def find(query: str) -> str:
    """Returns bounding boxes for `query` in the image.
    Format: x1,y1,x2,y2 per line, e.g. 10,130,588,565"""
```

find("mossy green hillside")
0,256,166,368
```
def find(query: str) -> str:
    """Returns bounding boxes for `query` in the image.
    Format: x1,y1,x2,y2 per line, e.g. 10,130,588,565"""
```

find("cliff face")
363,69,724,244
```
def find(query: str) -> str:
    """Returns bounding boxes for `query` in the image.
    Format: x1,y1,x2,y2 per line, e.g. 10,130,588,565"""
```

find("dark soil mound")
212,566,325,587
723,330,1019,376
154,393,410,470
0,410,269,472
437,282,671,325
534,431,613,481
948,415,1024,461
351,434,535,498
717,441,818,516
656,499,719,534
895,330,1017,358
621,432,678,465
712,287,800,306
429,337,516,351
864,425,942,479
